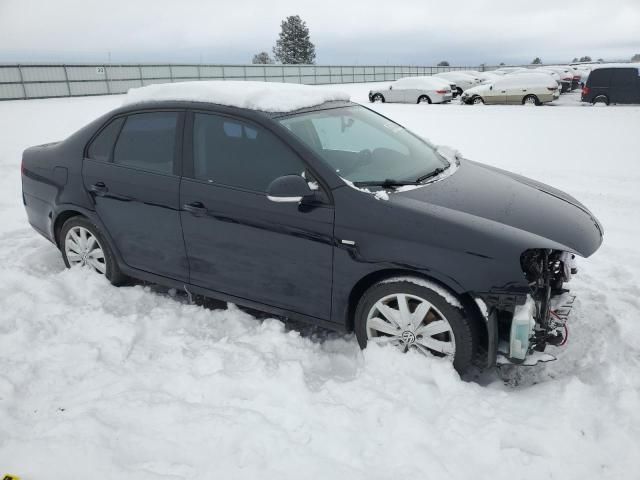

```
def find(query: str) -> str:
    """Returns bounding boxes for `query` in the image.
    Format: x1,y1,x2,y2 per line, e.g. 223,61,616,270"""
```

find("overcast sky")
1,0,638,65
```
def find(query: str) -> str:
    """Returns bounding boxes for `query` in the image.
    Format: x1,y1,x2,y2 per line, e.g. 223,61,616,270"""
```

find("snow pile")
123,80,350,112
1,90,640,479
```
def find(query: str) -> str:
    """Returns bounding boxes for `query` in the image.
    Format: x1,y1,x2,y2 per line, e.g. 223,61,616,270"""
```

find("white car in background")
493,67,529,75
368,76,453,104
433,71,482,95
460,73,559,105
536,66,574,92
524,68,563,88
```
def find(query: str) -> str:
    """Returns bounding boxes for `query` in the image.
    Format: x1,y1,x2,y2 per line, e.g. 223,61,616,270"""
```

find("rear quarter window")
87,117,124,162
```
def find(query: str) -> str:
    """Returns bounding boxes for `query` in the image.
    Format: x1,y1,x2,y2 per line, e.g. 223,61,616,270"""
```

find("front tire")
471,96,484,105
59,216,125,285
354,279,478,373
371,93,385,103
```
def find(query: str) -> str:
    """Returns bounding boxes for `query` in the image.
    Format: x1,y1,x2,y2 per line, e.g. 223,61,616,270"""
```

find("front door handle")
183,201,207,216
90,182,108,196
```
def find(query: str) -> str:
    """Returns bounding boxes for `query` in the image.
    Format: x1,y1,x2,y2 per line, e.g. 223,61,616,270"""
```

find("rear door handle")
90,182,108,195
183,201,207,216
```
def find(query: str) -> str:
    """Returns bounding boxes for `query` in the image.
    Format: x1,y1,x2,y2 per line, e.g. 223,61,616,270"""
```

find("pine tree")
437,60,450,67
531,57,542,64
273,15,316,64
632,53,640,62
252,51,274,64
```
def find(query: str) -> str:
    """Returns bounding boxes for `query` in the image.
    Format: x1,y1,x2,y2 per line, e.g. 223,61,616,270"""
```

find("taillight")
436,89,447,94
582,86,590,96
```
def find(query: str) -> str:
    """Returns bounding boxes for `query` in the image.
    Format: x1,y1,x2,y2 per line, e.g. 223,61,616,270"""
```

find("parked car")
21,81,603,373
536,67,574,92
581,64,640,105
531,69,563,90
369,76,453,104
493,67,528,75
461,73,559,105
433,72,482,95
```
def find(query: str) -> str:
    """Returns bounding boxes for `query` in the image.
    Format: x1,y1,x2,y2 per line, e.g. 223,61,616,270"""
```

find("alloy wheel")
64,226,106,274
366,293,456,358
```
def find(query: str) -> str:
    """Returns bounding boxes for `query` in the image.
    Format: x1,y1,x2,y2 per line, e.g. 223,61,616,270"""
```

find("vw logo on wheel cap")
401,330,416,345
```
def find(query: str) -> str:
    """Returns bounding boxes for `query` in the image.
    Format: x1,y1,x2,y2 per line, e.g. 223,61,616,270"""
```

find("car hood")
462,84,489,96
394,159,603,257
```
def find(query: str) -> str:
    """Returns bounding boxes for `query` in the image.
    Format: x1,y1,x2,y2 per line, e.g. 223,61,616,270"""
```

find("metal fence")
0,63,497,101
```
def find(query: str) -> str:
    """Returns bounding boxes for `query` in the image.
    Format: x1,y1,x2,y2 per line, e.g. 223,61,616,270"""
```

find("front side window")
192,113,306,192
113,112,178,174
278,105,448,184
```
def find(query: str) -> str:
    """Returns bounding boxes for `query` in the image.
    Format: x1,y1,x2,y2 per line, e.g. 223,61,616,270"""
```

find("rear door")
83,110,188,281
587,68,611,100
610,68,638,104
179,111,334,319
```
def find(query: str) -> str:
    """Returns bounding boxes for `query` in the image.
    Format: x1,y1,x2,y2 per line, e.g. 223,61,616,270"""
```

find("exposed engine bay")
498,249,579,365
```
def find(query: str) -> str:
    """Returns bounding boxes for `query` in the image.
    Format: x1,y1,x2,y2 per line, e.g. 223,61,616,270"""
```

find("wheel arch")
345,268,484,331
53,209,85,247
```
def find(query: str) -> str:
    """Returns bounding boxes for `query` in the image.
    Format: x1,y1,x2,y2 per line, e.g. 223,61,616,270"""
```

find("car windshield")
277,105,449,185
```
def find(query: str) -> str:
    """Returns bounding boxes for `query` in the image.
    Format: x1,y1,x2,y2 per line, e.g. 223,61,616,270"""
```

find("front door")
83,110,188,281
179,111,334,319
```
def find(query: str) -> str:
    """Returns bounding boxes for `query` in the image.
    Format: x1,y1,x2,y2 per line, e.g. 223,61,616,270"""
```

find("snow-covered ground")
1,86,639,479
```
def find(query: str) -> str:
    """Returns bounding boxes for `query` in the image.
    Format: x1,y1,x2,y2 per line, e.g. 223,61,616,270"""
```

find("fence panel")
0,63,509,100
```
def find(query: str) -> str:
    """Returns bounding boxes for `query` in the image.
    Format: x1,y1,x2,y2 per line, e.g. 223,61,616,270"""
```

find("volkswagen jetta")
21,81,603,373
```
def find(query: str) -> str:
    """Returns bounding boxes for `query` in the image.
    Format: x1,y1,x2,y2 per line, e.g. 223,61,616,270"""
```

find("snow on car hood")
123,81,350,113
394,159,603,257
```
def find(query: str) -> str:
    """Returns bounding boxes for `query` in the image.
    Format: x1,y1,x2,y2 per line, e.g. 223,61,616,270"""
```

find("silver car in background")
368,76,453,104
460,73,559,105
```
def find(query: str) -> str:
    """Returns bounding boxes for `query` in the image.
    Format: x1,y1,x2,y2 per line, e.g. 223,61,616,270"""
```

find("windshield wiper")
353,179,419,188
415,165,449,183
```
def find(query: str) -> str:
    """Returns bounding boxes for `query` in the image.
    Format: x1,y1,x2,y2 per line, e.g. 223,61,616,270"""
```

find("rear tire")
592,95,609,105
354,279,479,374
59,216,126,285
372,93,385,103
523,94,540,106
417,95,431,104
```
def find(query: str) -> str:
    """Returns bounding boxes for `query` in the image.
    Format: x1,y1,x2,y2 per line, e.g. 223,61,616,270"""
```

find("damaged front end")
496,249,578,366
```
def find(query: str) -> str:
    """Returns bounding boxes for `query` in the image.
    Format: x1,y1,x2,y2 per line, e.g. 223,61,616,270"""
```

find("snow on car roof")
393,76,450,88
493,72,557,87
123,80,350,113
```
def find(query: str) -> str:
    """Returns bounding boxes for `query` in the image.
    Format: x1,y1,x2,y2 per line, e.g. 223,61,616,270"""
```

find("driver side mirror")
389,85,393,90
489,85,493,90
266,175,314,204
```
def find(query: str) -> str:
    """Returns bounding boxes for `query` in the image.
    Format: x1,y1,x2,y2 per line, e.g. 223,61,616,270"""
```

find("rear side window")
611,68,636,88
113,112,178,174
87,117,124,162
589,69,611,88
192,113,306,192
